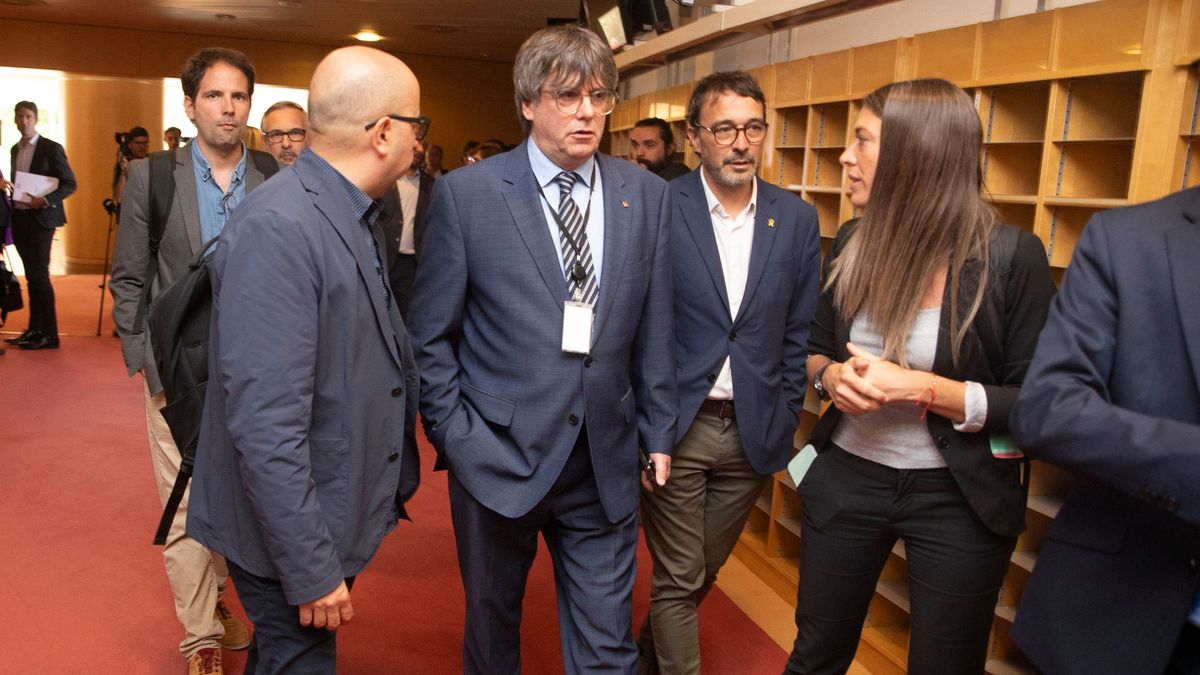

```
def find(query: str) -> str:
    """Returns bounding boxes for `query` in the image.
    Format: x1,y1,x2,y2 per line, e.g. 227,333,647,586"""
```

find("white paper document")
12,171,59,204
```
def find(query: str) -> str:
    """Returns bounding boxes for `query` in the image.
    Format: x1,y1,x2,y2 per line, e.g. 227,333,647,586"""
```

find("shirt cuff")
953,381,987,433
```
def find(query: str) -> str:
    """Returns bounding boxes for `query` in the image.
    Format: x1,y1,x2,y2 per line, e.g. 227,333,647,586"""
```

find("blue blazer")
670,172,820,473
188,151,421,606
409,142,678,523
1011,188,1200,674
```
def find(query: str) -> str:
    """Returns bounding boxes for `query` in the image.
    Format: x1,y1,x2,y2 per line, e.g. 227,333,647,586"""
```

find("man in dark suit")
637,71,820,674
409,24,677,675
1011,187,1200,674
380,138,433,320
187,46,423,672
111,47,272,674
6,100,76,350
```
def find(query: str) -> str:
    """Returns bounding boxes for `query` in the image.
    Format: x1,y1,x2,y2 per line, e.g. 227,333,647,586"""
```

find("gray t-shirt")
832,307,948,469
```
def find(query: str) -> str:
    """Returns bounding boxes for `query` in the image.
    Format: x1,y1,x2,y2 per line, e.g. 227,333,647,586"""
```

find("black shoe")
4,329,34,345
19,334,60,350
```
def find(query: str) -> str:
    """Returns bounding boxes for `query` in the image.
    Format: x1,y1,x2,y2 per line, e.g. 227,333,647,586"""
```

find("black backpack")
141,148,279,545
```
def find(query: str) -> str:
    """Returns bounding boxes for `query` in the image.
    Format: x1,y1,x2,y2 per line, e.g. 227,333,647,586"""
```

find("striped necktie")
555,171,598,305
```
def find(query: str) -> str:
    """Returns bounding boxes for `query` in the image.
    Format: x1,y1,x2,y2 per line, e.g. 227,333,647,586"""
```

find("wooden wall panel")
912,24,979,83
978,11,1054,82
1054,0,1151,73
808,50,851,101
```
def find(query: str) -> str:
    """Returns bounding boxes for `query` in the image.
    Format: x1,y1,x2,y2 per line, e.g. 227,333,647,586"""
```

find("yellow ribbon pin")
622,200,630,208
768,218,776,228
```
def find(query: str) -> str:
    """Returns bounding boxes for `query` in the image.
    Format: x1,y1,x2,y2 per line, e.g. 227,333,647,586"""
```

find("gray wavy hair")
512,25,618,134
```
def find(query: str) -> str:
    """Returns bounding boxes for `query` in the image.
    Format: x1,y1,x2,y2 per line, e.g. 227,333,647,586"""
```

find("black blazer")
807,220,1056,537
9,137,77,229
379,170,434,272
1010,188,1200,674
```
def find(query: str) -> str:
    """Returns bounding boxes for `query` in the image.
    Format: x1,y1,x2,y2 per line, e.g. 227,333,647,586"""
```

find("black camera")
114,131,133,159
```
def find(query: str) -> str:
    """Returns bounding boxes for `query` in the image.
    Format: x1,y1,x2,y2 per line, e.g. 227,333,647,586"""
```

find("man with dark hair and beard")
631,117,690,180
637,70,820,674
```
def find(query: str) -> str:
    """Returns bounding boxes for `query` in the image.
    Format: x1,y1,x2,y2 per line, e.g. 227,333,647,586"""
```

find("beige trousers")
638,408,767,675
144,380,227,658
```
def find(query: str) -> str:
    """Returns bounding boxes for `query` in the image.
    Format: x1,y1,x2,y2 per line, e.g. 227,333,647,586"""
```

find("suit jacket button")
584,356,593,368
707,374,717,384
936,436,950,449
728,331,737,342
391,387,403,397
568,414,579,426
388,452,400,463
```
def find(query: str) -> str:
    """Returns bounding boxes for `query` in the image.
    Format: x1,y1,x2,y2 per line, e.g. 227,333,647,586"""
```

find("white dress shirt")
395,170,420,255
699,171,757,401
527,138,605,288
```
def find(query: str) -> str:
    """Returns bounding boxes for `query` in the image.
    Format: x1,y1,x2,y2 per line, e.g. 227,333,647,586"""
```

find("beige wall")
0,18,522,272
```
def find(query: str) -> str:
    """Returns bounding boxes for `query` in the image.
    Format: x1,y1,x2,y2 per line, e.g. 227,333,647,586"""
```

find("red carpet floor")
0,274,788,674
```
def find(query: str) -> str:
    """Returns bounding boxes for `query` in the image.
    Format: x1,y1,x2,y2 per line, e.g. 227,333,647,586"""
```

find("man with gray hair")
188,45,423,671
259,100,307,166
410,23,678,675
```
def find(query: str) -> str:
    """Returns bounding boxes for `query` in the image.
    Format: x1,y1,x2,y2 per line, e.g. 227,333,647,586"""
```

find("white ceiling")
0,0,584,62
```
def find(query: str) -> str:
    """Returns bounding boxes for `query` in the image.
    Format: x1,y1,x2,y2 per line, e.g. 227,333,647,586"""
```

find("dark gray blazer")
1011,187,1200,674
187,150,421,605
409,141,678,523
10,136,77,229
671,172,821,473
110,147,273,393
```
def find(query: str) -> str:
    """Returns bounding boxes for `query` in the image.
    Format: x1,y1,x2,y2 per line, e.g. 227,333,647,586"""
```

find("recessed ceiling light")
215,13,236,20
354,29,383,42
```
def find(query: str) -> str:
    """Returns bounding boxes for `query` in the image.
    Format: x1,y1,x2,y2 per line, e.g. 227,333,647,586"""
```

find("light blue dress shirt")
526,137,605,289
191,141,248,245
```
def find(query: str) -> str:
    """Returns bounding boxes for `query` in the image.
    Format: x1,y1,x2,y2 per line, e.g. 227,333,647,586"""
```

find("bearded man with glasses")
259,101,307,166
410,23,678,675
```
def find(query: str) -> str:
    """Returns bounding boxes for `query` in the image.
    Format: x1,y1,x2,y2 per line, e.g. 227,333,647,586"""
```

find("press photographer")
111,125,150,205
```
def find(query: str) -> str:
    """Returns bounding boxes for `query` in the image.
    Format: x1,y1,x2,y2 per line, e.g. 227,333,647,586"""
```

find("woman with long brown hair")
784,78,1056,673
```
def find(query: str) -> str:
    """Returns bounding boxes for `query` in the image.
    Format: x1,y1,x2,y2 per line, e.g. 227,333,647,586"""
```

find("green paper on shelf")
989,433,1024,459
788,443,819,486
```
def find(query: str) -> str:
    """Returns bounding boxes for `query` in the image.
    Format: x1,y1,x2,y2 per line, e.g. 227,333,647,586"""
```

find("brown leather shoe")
215,599,251,650
187,648,222,675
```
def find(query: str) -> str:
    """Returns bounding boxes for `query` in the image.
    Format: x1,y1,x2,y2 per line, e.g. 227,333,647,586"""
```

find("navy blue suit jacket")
409,142,677,523
1011,188,1200,674
188,151,420,605
10,137,76,229
670,172,820,473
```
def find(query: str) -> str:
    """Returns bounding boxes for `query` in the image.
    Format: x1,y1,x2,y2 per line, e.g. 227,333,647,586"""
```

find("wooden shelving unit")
611,1,1200,670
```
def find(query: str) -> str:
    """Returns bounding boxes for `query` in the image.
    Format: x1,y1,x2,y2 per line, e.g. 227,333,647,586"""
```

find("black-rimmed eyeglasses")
364,114,431,142
263,128,306,144
693,122,769,146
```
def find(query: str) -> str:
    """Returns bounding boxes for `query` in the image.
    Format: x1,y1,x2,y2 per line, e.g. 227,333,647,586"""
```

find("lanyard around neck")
536,160,598,281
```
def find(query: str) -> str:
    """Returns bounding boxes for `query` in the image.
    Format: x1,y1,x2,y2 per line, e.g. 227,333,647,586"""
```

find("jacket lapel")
738,179,778,322
591,154,632,345
501,144,571,309
1168,197,1200,390
174,149,202,255
677,171,731,316
295,154,402,368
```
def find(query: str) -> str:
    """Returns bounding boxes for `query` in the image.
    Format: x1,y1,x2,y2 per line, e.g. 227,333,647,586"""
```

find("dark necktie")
554,171,598,305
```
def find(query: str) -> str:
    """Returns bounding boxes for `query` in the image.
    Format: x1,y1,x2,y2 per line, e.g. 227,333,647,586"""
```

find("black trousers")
10,211,56,337
227,562,355,675
389,252,416,323
785,446,1016,675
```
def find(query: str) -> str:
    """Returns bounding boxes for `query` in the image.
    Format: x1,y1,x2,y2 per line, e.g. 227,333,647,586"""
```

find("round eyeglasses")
544,88,618,116
693,122,769,146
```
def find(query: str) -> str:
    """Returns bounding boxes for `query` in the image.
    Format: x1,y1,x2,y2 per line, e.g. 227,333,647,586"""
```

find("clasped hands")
823,342,929,416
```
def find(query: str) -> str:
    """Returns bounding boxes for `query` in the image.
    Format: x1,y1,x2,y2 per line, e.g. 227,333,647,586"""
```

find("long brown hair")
827,78,994,367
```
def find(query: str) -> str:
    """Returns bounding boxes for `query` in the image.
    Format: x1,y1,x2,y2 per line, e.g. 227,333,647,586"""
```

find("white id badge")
562,301,594,354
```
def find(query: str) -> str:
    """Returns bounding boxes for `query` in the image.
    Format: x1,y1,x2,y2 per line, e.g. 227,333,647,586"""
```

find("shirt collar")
303,148,378,225
699,168,757,221
191,140,248,186
20,134,40,148
527,137,597,191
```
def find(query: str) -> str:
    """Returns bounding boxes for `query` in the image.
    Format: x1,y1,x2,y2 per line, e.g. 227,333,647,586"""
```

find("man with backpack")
110,47,278,675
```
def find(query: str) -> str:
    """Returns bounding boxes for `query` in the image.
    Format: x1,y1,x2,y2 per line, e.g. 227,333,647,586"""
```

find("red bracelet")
916,376,937,421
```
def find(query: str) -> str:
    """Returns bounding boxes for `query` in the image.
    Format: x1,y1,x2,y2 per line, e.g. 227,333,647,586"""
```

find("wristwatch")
813,362,835,401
